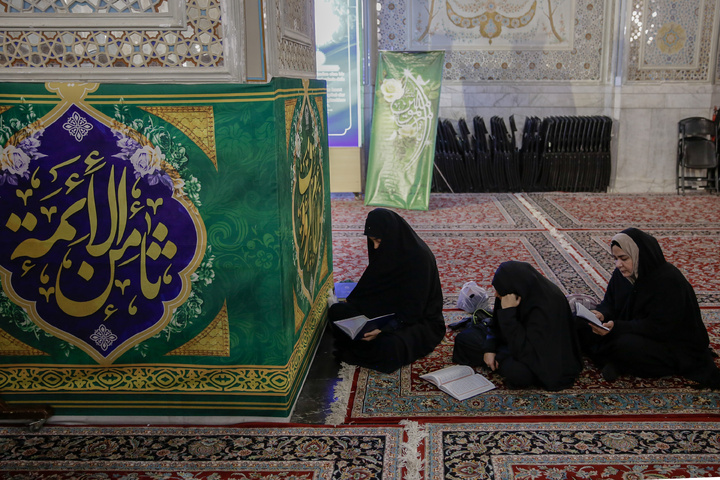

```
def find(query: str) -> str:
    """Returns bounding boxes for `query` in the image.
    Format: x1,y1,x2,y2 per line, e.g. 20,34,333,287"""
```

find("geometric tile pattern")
0,0,224,69
626,0,718,82
379,0,608,82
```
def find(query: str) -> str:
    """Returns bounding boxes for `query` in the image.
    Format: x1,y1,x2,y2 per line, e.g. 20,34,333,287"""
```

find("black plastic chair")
677,117,718,193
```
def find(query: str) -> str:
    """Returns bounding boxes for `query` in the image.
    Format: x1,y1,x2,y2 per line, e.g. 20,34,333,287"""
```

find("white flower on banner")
0,129,46,187
130,144,165,177
0,144,31,177
294,128,303,159
398,123,420,138
380,78,405,103
380,69,435,173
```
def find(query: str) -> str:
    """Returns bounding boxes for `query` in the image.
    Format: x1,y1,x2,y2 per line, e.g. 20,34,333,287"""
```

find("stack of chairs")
519,116,542,190
535,116,612,192
489,115,520,191
434,119,467,192
432,115,612,192
473,116,492,191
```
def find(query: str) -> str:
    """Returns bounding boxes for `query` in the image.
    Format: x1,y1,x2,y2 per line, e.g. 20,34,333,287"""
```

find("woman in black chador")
453,261,583,391
578,227,720,388
328,208,445,373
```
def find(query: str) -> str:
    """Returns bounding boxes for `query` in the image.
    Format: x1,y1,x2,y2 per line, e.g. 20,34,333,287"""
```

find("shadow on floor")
290,323,342,424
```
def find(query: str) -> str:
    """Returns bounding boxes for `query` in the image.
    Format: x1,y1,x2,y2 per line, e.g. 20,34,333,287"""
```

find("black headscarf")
345,208,445,362
348,208,442,321
599,228,712,376
491,261,582,390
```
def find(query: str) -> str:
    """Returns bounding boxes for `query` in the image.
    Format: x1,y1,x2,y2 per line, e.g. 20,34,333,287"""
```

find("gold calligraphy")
8,149,177,320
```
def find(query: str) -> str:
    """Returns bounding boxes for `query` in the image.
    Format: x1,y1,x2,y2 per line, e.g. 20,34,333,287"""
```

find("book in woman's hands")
575,303,609,331
333,313,395,340
420,365,496,401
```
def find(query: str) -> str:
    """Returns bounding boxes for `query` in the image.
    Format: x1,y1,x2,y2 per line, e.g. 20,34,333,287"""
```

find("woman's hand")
591,320,614,336
590,309,604,322
484,352,499,371
499,293,521,309
361,329,381,341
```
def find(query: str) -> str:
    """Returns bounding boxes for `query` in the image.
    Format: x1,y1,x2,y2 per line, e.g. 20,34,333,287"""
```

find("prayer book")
334,282,357,300
333,313,395,340
576,302,610,331
420,365,496,401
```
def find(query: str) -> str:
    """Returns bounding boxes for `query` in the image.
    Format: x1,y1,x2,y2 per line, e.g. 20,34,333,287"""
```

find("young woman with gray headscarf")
579,227,720,388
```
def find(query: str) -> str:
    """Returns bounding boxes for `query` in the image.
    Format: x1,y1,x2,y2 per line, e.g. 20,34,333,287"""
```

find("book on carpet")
333,313,395,340
420,365,496,401
334,282,357,300
575,302,609,331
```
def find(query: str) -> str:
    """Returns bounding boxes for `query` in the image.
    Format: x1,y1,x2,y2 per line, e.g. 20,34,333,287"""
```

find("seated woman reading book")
577,227,720,388
328,208,445,374
453,261,583,391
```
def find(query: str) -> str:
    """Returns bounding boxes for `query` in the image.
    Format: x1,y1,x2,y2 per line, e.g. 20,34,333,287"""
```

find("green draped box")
0,79,332,420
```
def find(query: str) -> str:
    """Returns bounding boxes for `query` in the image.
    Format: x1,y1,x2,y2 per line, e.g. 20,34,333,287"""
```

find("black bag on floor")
452,308,496,367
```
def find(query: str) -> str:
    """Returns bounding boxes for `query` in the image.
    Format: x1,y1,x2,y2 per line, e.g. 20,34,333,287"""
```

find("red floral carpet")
525,193,720,229
331,193,720,307
344,310,720,422
425,420,720,479
0,425,404,480
564,228,720,306
331,193,720,424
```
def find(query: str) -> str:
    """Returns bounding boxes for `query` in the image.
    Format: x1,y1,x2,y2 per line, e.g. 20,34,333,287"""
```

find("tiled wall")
625,0,718,82
376,0,719,84
379,0,608,82
367,0,720,192
0,0,317,82
1,1,719,192
0,0,225,70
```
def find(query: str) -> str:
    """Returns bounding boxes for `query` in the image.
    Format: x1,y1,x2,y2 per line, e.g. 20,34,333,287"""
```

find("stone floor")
289,323,341,424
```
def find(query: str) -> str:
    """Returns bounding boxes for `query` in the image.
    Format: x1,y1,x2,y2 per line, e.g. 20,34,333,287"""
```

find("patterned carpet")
5,193,719,480
0,425,404,480
344,310,720,422
525,193,720,229
331,193,720,424
425,420,720,479
331,193,720,307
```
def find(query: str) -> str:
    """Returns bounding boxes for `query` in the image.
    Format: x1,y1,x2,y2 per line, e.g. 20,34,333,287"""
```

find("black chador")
580,227,720,387
328,208,445,373
454,261,583,391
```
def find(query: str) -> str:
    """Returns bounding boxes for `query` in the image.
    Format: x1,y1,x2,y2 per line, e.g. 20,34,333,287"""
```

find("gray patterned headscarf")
610,232,639,284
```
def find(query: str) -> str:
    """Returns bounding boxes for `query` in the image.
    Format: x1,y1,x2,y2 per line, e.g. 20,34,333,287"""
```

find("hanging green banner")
365,51,444,211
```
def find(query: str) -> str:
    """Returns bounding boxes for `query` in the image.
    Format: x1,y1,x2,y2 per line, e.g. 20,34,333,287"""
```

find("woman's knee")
498,359,537,389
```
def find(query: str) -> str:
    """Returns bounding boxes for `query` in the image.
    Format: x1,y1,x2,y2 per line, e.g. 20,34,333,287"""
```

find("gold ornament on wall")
656,23,687,55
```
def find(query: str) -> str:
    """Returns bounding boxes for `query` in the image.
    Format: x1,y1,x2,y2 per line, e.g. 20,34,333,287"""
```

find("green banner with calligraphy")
0,79,331,420
364,51,444,211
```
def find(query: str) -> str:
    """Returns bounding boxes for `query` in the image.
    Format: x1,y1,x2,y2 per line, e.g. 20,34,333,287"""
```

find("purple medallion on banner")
0,100,205,364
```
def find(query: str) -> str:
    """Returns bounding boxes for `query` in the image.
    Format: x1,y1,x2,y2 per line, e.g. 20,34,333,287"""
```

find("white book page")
421,365,473,385
443,374,495,400
333,315,368,338
576,303,609,330
445,375,493,394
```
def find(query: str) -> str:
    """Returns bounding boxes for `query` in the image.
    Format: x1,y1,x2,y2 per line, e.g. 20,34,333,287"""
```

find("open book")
333,313,395,340
576,303,609,331
420,365,495,401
